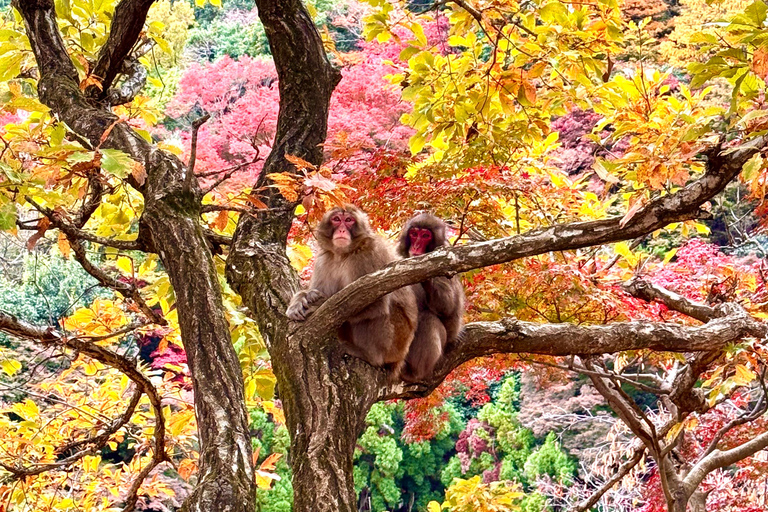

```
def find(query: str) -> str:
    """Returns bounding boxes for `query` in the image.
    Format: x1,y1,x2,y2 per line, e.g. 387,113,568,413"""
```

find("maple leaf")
26,216,50,250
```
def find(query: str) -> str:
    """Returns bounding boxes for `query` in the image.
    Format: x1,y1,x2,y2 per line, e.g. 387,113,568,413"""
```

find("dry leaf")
26,216,51,250
79,74,103,92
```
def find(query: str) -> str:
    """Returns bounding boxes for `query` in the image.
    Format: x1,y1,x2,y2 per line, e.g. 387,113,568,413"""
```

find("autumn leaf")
752,47,768,81
285,154,316,171
131,162,147,186
57,232,71,258
79,73,103,91
26,216,51,250
268,172,301,201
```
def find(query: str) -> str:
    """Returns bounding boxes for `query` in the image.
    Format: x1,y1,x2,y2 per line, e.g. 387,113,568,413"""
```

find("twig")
570,446,645,512
25,196,142,250
185,113,211,193
0,312,169,484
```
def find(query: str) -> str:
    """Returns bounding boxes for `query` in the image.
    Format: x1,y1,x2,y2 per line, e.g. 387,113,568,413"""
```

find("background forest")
2,0,768,511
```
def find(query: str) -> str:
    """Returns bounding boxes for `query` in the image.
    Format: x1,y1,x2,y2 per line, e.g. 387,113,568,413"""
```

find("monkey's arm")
424,276,464,317
286,289,327,321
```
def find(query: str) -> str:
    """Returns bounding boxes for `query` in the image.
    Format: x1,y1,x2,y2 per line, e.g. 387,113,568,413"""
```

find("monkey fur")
286,206,418,376
397,213,465,381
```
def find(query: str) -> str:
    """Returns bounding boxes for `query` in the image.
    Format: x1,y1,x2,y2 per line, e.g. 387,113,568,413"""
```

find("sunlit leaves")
433,475,524,512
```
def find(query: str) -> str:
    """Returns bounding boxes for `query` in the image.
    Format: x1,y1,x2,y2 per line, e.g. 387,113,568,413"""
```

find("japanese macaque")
286,206,418,375
397,213,465,381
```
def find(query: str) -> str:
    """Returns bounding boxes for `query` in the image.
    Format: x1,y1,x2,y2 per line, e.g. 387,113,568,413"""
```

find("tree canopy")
2,0,768,511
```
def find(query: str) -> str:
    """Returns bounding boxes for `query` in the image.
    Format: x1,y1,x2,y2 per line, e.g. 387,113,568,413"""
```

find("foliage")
432,475,524,512
659,0,753,66
354,401,465,511
0,251,107,339
5,0,768,510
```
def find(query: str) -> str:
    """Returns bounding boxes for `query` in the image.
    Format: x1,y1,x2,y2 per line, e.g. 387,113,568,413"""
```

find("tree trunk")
140,155,255,512
274,334,382,512
224,0,354,510
13,2,256,509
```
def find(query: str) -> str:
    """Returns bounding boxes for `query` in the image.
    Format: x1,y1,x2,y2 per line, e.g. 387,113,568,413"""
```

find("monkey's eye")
331,216,342,224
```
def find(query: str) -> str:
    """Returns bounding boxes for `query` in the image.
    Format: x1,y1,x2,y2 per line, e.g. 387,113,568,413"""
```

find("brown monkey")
397,213,465,381
286,206,418,375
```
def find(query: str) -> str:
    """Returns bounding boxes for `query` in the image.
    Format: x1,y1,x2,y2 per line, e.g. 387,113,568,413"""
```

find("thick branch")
623,279,722,323
300,135,768,339
92,0,156,96
387,309,767,399
683,429,768,500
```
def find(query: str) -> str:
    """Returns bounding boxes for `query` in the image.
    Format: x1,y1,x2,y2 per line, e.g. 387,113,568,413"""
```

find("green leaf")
0,199,17,230
399,45,420,62
100,149,135,178
0,52,23,82
408,132,427,155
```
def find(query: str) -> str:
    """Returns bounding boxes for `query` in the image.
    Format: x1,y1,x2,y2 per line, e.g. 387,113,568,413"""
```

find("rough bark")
219,0,768,510
13,1,255,510
220,0,371,508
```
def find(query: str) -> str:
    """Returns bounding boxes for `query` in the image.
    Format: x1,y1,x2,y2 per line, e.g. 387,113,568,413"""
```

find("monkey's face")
408,227,433,256
330,211,357,249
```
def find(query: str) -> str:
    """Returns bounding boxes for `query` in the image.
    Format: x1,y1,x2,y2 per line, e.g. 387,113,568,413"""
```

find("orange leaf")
131,162,147,186
246,194,268,209
99,118,121,146
268,172,301,202
26,216,51,250
58,232,71,258
79,74,103,92
212,209,229,231
752,47,768,81
285,154,316,171
259,452,282,472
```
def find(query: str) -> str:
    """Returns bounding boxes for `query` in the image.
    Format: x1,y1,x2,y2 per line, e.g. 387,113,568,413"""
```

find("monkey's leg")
345,315,395,367
402,313,446,382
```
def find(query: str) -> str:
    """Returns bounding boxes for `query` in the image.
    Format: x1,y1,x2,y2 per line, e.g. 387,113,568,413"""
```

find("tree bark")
223,0,350,509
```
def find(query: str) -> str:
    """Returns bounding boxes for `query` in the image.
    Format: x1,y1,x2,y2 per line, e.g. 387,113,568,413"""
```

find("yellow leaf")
287,243,313,272
255,469,281,489
734,364,756,386
1,359,21,376
427,501,443,512
116,256,133,275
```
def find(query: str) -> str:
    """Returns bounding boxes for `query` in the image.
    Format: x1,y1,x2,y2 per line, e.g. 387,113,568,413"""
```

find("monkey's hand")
286,289,327,321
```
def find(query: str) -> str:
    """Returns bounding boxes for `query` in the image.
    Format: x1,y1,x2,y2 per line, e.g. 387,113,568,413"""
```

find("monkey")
286,205,418,376
397,213,465,381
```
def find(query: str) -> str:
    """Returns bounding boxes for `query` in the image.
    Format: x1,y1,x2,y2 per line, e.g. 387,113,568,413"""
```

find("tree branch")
387,308,766,399
570,446,645,512
298,135,768,340
0,311,169,485
26,195,143,250
91,0,156,96
185,113,210,192
623,279,722,323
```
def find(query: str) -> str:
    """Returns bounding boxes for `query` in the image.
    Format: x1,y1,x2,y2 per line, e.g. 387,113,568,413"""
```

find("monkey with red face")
286,206,418,375
397,213,465,381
